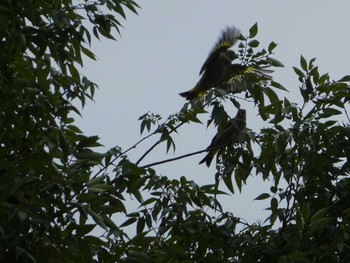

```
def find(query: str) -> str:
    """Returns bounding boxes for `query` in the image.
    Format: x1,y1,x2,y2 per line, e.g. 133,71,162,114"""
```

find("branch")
92,131,157,179
136,121,185,165
140,148,208,169
140,143,229,169
136,99,214,165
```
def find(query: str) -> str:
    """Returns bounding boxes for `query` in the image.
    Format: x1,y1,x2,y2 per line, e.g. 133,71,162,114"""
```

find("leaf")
69,64,80,83
141,197,158,206
268,57,284,67
300,55,307,71
255,193,270,200
86,176,105,186
308,57,316,70
88,184,113,193
268,41,277,53
87,209,107,230
223,174,234,194
309,217,333,234
128,250,154,262
293,66,305,79
319,108,342,118
271,81,288,91
338,75,350,82
136,217,145,234
81,46,97,60
263,87,279,104
234,167,244,192
120,217,137,228
270,197,278,211
310,207,329,222
300,202,310,221
249,22,258,38
185,111,202,124
248,40,260,48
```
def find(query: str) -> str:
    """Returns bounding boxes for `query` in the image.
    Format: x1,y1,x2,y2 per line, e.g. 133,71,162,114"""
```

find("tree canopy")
1,1,350,262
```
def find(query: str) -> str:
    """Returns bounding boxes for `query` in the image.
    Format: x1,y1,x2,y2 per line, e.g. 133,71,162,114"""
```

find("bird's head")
236,109,246,121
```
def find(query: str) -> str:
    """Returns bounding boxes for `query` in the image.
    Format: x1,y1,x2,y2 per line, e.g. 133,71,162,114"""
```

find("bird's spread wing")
225,64,273,85
199,26,241,75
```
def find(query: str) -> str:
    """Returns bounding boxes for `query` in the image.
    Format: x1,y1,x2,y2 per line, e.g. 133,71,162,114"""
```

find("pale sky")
77,1,350,223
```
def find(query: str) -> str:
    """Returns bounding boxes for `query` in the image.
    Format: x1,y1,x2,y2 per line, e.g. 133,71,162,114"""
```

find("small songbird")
179,26,273,101
179,26,241,101
199,109,247,167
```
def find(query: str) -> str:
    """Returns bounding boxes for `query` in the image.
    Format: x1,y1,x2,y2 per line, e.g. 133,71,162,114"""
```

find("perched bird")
199,109,247,167
179,26,273,101
179,26,241,100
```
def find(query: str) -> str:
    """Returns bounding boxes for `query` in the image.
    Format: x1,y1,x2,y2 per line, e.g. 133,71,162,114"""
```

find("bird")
179,26,241,101
179,26,273,101
199,109,247,167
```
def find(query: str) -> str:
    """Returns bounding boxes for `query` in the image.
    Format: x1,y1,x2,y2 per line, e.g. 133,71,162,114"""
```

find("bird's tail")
199,152,214,167
179,83,205,101
179,90,197,100
199,148,219,167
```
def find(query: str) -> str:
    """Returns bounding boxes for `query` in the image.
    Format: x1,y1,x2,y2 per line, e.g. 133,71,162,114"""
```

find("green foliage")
2,4,350,263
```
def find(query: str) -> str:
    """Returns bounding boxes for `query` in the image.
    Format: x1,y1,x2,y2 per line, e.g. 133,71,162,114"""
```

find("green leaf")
300,202,310,221
270,197,278,211
81,46,97,60
69,64,80,83
136,217,145,234
338,75,350,82
271,81,288,91
120,217,138,228
309,217,333,234
88,183,113,193
310,207,329,222
293,66,305,79
308,57,316,69
263,87,279,104
185,111,202,123
86,176,105,186
287,251,313,261
223,174,234,194
319,108,342,118
234,166,244,192
268,41,277,53
248,39,260,48
300,55,307,71
249,22,258,38
128,250,154,262
87,209,108,230
268,57,284,67
255,193,270,200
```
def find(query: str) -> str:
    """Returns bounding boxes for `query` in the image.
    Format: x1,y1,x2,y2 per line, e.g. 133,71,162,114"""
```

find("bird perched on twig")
199,109,247,167
179,26,272,101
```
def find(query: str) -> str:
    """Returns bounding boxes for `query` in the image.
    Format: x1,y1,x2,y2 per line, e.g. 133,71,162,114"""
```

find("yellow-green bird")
199,109,247,167
179,26,273,101
179,26,241,100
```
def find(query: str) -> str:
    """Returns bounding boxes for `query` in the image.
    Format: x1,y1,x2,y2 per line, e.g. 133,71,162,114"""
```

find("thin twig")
136,99,213,165
140,148,208,169
135,121,185,165
140,143,232,169
92,131,157,179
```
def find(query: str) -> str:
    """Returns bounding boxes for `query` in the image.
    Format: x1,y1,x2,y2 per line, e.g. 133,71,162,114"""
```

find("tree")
1,1,350,263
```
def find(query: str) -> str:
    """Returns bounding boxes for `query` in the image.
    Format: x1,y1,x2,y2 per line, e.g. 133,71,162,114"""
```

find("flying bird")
179,26,241,100
179,26,273,101
199,109,247,167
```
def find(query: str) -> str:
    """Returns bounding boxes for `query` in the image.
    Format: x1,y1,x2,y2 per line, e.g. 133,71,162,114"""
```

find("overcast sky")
77,1,350,223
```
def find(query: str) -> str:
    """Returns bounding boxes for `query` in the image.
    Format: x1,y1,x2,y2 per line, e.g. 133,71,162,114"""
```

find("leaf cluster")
2,4,350,262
